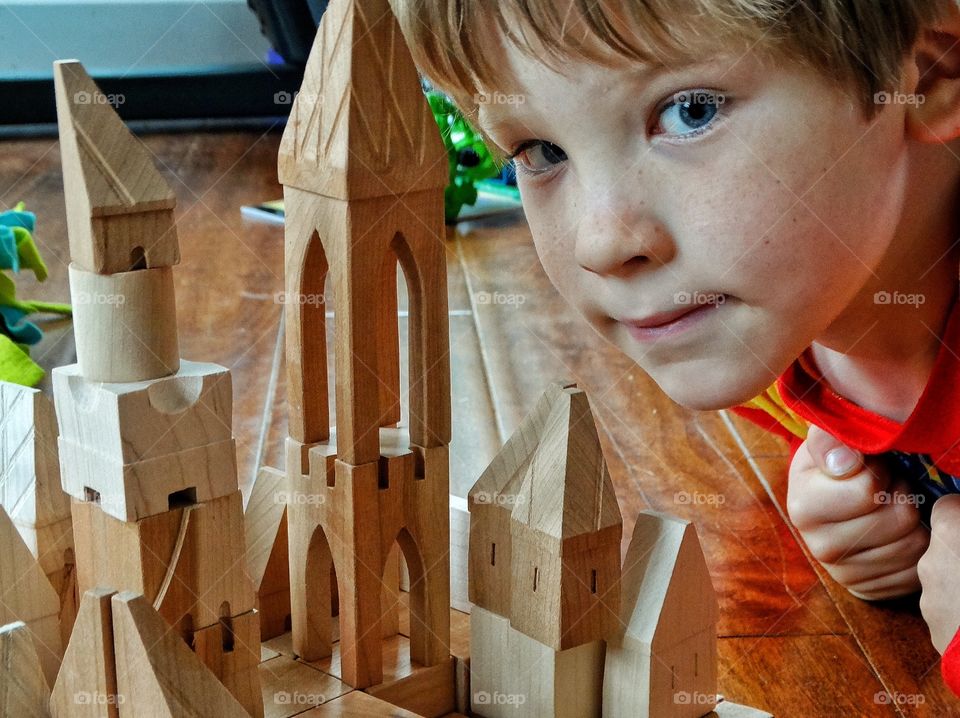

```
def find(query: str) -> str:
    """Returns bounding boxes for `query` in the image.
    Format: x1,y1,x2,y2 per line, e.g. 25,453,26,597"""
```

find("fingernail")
826,446,860,477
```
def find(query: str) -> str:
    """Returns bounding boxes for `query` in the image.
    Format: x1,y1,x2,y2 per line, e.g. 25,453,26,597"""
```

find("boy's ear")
904,7,960,143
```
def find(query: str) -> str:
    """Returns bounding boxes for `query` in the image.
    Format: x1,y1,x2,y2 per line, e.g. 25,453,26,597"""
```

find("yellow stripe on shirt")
741,383,809,441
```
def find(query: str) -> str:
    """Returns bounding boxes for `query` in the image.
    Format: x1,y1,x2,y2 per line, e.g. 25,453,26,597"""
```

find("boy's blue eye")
511,140,568,175
656,90,724,137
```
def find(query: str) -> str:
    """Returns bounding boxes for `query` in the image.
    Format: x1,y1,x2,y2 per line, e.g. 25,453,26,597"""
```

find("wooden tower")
603,512,720,717
50,60,263,716
468,382,623,718
279,0,451,691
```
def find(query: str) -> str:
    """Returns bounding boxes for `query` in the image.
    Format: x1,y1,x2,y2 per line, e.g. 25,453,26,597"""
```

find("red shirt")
732,299,960,696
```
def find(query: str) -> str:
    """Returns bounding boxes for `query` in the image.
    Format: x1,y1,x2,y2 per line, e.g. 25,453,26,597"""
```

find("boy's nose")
575,210,676,277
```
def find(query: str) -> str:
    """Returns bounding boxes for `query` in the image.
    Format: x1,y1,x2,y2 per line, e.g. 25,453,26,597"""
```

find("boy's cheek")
570,298,783,410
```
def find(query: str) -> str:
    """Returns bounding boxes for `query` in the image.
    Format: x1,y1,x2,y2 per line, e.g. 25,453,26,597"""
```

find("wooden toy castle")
0,0,773,715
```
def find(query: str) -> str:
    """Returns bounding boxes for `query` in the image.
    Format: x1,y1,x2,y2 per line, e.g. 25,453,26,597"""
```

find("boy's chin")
649,365,773,412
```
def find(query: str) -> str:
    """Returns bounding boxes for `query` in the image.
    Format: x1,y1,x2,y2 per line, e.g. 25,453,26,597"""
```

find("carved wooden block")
54,60,179,275
0,383,76,641
245,466,291,641
470,605,603,718
0,621,51,718
192,609,264,717
59,437,237,522
287,433,450,690
72,491,255,634
603,512,720,718
0,505,62,688
111,593,248,716
53,360,232,464
67,264,179,383
50,588,119,718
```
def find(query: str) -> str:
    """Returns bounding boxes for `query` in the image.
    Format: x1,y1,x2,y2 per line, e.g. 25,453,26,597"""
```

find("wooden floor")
3,128,958,717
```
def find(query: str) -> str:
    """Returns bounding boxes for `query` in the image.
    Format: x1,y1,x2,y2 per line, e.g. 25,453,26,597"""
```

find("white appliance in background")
0,0,272,78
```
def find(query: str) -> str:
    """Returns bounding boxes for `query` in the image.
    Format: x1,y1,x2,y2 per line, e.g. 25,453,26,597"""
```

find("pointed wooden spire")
0,505,62,688
469,380,576,505
50,589,119,718
0,621,51,718
511,388,621,540
615,512,719,649
110,592,249,716
278,0,448,199
53,60,179,274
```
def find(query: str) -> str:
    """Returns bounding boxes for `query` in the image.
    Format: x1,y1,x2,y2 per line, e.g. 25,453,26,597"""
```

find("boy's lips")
626,306,702,328
619,301,724,342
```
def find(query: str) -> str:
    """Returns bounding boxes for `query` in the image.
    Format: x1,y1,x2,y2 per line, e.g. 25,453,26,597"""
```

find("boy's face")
478,40,912,410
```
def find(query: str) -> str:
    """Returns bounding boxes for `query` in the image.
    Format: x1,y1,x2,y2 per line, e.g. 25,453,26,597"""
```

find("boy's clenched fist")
787,426,930,600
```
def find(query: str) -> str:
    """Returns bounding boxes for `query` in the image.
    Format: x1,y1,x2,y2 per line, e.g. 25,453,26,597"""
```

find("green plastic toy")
427,92,502,222
0,202,72,386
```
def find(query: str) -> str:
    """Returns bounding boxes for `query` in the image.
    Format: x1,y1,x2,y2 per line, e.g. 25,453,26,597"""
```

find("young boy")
395,0,960,698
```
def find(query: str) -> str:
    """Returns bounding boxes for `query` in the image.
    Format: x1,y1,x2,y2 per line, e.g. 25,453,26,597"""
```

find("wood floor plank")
718,635,901,717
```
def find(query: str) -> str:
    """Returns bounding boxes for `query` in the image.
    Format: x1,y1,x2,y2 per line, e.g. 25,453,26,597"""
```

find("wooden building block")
245,466,291,641
288,456,384,686
304,196,452,463
0,383,76,640
280,0,451,458
380,543,401,639
507,388,622,651
282,201,331,449
286,433,450,690
0,621,51,718
468,380,574,615
67,263,179,383
298,690,424,717
712,700,774,717
365,657,455,718
468,384,623,651
448,495,471,614
399,444,451,668
276,0,448,201
453,656,470,715
469,605,602,718
192,609,264,717
110,592,249,717
603,511,720,718
53,60,179,275
60,436,238,522
53,360,232,464
50,588,119,718
72,491,256,634
0,383,72,573
0,505,62,688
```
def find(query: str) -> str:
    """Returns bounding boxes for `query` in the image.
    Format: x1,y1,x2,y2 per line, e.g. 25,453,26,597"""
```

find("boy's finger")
846,564,921,601
931,493,960,529
806,425,863,478
803,498,921,561
828,523,930,575
787,463,888,526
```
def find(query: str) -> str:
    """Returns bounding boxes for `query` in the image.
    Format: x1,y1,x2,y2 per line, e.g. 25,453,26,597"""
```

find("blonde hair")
394,0,955,121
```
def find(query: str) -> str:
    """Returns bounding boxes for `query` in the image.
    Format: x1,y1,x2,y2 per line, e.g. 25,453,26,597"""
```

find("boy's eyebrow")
476,61,677,136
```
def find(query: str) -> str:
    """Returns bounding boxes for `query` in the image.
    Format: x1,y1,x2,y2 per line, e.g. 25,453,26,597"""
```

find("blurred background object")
0,0,324,132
